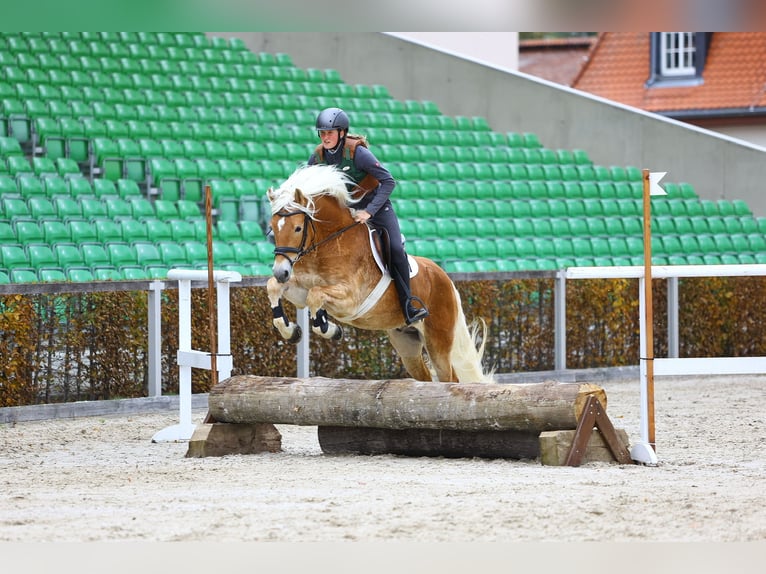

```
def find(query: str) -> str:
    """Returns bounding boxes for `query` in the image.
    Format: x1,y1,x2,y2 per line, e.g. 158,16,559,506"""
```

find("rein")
273,209,361,267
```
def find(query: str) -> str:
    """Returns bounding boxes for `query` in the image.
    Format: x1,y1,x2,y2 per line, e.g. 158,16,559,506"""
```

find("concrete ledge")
0,394,209,424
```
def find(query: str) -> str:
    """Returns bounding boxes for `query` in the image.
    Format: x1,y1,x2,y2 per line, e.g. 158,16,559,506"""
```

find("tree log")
317,426,540,459
209,376,607,433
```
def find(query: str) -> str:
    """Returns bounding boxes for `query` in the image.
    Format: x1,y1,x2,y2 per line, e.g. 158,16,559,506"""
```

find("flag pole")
642,168,656,452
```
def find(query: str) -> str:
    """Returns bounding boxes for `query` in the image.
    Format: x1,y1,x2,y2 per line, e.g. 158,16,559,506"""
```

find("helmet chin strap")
328,132,345,155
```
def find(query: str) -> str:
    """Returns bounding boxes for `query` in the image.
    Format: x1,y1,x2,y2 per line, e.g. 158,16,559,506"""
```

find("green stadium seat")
54,158,81,178
152,200,179,221
239,220,265,240
128,197,155,220
746,233,766,252
119,219,149,243
90,138,122,180
1,244,30,270
18,176,46,199
28,196,57,219
52,243,84,269
6,156,34,177
2,196,31,219
94,219,123,243
168,219,197,242
676,235,698,254
62,266,93,282
103,243,136,269
156,241,190,267
551,238,575,258
27,244,59,270
0,221,15,244
90,178,116,198
10,269,39,283
695,235,716,253
0,174,18,194
182,241,208,267
102,197,131,218
730,199,751,216
702,254,722,265
14,220,44,244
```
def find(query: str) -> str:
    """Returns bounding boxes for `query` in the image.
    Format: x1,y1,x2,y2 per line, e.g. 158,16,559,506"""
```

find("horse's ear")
295,189,308,206
267,187,276,202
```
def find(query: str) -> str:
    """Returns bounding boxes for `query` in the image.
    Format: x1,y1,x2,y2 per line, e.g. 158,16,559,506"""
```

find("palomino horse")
265,164,492,383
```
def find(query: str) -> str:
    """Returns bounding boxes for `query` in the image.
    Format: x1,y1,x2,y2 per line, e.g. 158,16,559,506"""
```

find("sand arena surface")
1,375,765,542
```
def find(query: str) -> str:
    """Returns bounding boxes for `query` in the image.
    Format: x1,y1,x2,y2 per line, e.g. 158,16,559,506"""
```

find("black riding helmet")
316,107,349,136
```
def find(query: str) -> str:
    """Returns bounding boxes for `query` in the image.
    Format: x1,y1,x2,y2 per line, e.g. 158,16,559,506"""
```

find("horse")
265,164,492,383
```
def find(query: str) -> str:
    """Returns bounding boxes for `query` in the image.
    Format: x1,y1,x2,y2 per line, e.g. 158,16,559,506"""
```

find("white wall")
384,32,518,72
708,124,766,149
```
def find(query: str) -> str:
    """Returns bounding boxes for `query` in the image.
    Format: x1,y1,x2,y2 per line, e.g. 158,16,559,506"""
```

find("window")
647,32,711,87
660,33,696,76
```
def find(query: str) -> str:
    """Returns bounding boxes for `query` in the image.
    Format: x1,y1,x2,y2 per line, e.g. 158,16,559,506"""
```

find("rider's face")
319,129,340,149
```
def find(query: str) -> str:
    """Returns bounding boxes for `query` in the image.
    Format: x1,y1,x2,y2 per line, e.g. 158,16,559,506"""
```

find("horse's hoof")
332,325,343,341
288,325,303,344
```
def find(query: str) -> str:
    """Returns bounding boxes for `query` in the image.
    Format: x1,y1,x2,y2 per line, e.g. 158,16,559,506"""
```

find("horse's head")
267,165,357,283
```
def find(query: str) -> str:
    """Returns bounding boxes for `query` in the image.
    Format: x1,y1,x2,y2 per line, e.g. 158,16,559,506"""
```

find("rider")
308,107,429,325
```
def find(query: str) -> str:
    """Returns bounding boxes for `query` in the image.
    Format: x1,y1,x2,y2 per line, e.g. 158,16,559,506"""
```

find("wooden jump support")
187,376,633,466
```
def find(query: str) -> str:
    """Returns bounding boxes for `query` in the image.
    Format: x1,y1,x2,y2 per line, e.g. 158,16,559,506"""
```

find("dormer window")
647,32,711,87
660,33,696,76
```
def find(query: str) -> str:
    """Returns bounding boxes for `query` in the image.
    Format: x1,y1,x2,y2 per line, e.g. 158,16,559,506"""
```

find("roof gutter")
660,107,766,120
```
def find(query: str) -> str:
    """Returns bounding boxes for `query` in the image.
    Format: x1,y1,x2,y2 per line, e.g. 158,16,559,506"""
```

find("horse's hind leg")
387,328,432,381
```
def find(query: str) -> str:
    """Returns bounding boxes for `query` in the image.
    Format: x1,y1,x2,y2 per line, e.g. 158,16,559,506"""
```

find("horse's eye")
294,226,302,233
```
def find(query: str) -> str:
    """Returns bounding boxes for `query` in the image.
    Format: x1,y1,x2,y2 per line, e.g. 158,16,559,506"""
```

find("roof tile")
571,32,766,114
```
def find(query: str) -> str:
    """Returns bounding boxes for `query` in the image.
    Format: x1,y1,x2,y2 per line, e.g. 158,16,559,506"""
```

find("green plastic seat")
52,243,84,268
119,219,149,243
16,176,45,200
168,219,197,242
105,243,137,269
78,244,109,269
14,221,44,244
28,197,58,220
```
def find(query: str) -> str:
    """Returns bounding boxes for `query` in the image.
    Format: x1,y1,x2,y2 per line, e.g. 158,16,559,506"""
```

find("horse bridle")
272,209,360,267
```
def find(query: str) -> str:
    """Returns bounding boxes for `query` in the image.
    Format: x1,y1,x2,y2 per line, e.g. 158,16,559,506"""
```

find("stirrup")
405,297,429,325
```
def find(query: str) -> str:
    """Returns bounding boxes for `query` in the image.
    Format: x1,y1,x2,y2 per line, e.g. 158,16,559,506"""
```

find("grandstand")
2,31,766,284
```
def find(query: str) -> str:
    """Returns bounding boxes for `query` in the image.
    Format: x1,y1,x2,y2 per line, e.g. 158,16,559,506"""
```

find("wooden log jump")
187,375,631,463
208,375,606,431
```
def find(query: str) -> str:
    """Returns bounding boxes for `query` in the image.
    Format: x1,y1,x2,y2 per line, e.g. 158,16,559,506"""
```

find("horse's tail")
449,285,495,383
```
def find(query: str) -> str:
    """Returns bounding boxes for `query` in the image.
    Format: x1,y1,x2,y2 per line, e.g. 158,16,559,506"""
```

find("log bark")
209,376,607,433
317,426,540,459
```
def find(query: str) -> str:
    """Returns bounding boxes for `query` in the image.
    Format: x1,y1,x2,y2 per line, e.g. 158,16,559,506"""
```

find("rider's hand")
353,210,371,223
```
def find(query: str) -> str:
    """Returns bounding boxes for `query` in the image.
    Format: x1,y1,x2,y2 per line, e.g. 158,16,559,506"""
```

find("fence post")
554,270,567,371
152,269,241,443
147,280,164,397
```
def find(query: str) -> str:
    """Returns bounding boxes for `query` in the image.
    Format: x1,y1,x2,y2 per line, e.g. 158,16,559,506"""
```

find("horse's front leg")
266,276,302,343
310,308,343,341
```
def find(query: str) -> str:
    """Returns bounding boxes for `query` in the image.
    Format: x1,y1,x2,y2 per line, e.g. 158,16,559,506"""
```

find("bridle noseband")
273,209,360,267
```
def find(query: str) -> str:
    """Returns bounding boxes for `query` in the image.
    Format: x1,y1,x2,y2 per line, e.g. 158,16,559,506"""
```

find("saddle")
367,224,418,279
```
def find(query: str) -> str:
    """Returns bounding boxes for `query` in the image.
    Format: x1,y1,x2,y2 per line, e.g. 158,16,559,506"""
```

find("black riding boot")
391,259,429,325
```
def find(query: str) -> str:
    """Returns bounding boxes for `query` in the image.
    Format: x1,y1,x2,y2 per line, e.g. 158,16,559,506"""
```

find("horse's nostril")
274,266,291,284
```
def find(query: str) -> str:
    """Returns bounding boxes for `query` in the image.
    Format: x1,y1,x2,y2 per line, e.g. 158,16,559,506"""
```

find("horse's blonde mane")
269,164,357,217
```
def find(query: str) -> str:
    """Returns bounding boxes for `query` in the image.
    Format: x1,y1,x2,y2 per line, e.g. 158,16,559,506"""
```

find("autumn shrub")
0,276,764,407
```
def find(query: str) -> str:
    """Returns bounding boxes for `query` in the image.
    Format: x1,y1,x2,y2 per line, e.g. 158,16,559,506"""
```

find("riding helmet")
316,107,349,133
